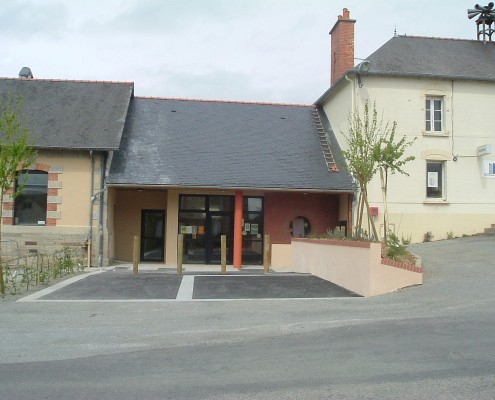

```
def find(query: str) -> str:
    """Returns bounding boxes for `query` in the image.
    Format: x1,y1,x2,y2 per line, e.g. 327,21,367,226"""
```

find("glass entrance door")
179,195,234,264
208,213,233,264
242,197,264,265
140,210,165,262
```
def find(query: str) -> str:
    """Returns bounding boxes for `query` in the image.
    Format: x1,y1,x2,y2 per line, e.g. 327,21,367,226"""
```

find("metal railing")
1,247,85,296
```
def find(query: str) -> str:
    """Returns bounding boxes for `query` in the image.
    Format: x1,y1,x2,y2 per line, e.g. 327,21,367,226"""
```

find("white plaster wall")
291,240,372,296
291,239,423,297
271,244,292,270
371,261,423,296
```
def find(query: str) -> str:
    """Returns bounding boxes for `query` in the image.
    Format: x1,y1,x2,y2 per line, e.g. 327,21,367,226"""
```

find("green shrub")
423,231,434,243
401,234,412,245
386,232,408,260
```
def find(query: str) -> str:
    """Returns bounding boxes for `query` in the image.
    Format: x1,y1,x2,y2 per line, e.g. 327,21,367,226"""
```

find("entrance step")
484,224,495,235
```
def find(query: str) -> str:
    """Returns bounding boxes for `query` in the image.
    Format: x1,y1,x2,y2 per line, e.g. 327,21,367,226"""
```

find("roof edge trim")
134,96,313,108
106,183,354,194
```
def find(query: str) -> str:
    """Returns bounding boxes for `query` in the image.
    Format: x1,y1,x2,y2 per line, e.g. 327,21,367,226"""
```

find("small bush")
446,231,455,240
423,231,434,243
1,247,84,297
386,232,408,260
308,227,377,243
401,234,412,245
325,226,347,240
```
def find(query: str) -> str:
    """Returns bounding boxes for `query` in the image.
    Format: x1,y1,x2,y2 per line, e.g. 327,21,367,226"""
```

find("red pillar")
233,191,243,269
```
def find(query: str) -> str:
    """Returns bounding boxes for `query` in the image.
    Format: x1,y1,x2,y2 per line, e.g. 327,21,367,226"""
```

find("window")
426,161,445,199
14,171,48,225
290,216,311,238
425,97,443,132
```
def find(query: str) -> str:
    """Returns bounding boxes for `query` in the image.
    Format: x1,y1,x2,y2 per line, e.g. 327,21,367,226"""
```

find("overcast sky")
1,0,478,104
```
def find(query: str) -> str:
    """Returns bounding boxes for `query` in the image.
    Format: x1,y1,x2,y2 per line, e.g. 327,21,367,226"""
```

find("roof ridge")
397,34,488,43
134,95,313,108
0,77,134,85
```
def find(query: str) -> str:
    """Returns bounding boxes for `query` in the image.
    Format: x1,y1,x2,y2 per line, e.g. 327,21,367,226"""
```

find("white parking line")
16,297,359,303
176,275,195,301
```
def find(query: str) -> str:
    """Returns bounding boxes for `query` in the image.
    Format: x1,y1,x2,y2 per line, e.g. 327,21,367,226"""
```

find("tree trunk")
380,167,390,242
356,188,365,236
363,188,379,241
0,191,5,295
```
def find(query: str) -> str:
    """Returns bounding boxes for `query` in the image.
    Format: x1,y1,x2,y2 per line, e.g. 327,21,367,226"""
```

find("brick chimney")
329,8,355,86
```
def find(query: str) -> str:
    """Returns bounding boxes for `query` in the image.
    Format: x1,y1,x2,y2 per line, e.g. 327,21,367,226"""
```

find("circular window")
290,216,311,238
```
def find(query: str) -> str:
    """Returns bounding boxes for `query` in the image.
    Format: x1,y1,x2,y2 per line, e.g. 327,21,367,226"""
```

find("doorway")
178,195,264,265
179,195,233,264
140,210,165,262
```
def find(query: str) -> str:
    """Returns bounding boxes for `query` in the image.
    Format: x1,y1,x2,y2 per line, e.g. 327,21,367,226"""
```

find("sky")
0,0,479,104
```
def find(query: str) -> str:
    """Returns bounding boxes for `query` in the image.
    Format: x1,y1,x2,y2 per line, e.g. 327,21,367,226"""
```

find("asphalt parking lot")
19,268,360,301
3,236,495,400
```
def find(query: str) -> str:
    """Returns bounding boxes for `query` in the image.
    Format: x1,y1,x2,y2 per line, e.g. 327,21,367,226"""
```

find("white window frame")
425,96,444,133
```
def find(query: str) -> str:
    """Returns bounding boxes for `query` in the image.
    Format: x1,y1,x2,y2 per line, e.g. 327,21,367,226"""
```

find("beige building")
317,9,495,242
1,76,354,268
0,77,133,266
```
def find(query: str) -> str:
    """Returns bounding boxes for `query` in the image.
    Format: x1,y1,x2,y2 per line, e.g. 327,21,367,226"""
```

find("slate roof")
317,35,495,104
107,97,354,192
0,78,134,150
364,36,495,81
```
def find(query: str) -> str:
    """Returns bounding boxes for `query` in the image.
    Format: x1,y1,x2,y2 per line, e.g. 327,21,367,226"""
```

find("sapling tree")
342,100,415,242
341,101,380,240
0,95,37,295
375,123,416,242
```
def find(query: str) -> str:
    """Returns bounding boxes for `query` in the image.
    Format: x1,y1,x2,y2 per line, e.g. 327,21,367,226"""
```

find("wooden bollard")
221,235,227,274
133,236,140,275
177,234,183,275
263,234,271,273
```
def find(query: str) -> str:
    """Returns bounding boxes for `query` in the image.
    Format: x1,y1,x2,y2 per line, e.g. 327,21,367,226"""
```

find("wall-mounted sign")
180,226,194,234
482,160,495,178
477,144,492,157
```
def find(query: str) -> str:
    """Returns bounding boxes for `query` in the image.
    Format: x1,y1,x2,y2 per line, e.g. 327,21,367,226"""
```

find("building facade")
318,9,495,242
0,79,354,268
105,97,354,268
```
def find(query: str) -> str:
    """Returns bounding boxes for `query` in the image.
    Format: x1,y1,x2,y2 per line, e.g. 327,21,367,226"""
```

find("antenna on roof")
18,67,33,79
394,25,397,37
468,3,495,42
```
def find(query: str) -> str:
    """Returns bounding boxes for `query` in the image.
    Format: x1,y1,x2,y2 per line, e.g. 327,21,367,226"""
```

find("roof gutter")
314,71,356,106
105,183,355,194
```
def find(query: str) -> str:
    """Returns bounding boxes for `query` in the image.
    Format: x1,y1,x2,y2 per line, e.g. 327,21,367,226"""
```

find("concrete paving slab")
22,269,360,301
193,275,360,299
39,271,183,300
